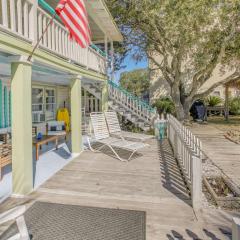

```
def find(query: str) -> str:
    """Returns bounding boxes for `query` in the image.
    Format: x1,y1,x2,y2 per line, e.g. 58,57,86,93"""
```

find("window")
45,88,56,120
32,87,56,121
213,91,220,97
32,88,44,113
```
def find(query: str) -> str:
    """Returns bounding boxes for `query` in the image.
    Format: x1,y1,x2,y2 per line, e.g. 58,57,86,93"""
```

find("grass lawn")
207,115,240,131
207,115,240,124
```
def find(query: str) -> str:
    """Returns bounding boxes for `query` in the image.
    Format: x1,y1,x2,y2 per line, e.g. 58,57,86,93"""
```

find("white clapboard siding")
57,86,70,110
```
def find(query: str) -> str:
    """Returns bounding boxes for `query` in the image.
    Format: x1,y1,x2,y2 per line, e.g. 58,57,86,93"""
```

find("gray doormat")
1,202,146,240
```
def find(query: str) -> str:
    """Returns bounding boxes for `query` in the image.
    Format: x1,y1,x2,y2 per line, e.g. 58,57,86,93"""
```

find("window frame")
32,86,57,121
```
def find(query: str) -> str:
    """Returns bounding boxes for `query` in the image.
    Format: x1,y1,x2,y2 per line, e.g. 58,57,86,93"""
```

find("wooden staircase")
82,81,157,131
108,81,157,131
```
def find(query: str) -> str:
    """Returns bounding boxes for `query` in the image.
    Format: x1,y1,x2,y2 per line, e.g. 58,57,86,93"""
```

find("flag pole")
27,13,57,62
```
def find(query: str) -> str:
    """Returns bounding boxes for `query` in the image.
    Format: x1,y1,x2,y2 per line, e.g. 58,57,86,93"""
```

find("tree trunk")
174,100,191,121
183,100,191,121
175,104,185,121
171,83,192,122
225,84,229,121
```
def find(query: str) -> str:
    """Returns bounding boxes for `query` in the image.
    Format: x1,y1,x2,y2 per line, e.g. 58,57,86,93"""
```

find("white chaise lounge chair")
87,112,148,161
0,205,30,240
104,111,153,142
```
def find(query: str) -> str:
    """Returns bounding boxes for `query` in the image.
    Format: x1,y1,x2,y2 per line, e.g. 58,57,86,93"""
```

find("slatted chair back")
90,112,110,140
104,111,121,134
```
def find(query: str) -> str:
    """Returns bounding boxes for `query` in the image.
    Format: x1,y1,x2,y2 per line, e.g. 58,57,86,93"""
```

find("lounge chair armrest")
0,206,26,225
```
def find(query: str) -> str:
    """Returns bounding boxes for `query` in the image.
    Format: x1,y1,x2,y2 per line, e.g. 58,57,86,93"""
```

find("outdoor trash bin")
155,119,168,140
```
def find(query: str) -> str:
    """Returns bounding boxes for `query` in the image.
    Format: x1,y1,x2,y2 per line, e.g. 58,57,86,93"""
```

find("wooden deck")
0,139,239,239
191,124,240,187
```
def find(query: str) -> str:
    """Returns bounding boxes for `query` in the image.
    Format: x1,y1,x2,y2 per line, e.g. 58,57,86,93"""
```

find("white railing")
82,96,101,113
108,81,157,124
0,0,106,74
168,114,202,211
0,0,34,41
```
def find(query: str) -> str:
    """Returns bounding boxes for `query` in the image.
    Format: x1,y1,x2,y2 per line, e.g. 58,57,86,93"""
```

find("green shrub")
229,97,240,115
153,97,175,114
206,96,222,107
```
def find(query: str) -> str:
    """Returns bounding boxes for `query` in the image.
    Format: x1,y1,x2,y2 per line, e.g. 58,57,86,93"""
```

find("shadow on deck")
158,140,190,204
0,138,238,239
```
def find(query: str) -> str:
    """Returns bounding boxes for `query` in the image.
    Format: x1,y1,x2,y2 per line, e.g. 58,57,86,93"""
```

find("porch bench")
46,121,67,138
0,143,12,180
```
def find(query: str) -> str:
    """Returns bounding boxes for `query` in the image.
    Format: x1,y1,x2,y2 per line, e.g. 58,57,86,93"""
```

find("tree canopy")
119,68,149,97
106,0,240,120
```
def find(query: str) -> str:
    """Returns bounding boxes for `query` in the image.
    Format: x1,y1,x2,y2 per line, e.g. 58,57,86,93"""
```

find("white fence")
233,218,240,240
168,114,202,211
0,0,106,74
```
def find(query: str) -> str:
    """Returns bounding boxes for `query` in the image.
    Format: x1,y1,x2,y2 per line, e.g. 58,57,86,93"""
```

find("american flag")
55,0,91,48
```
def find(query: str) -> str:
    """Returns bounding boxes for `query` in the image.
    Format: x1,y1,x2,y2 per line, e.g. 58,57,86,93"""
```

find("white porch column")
29,0,38,43
11,57,33,196
71,76,82,154
83,88,87,108
101,81,108,112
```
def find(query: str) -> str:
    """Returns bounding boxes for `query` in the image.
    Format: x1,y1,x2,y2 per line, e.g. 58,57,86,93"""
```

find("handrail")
38,0,61,22
38,0,107,58
91,44,107,57
108,80,156,113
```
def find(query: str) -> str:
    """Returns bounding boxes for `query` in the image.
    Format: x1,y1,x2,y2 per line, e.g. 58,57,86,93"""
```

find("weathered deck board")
0,139,239,239
191,124,240,187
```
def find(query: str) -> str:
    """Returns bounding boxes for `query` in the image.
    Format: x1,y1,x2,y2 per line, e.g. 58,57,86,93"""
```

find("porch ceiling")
0,52,105,86
46,0,122,42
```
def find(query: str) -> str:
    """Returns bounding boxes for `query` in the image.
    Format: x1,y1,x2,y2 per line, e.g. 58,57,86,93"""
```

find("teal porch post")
11,58,33,196
101,81,108,112
71,76,83,154
4,86,9,127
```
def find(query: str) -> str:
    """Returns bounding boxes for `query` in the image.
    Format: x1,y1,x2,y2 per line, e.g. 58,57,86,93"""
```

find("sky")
114,53,148,83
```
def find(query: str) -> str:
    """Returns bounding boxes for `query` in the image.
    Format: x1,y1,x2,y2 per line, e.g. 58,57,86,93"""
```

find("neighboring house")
149,55,239,104
209,85,240,101
0,0,122,195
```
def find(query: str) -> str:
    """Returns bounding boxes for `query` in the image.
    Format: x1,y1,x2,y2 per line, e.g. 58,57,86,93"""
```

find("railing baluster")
17,0,23,35
38,12,42,43
55,26,59,52
2,0,9,28
42,15,47,46
58,28,62,54
10,0,16,32
23,1,29,38
51,23,55,51
47,18,51,49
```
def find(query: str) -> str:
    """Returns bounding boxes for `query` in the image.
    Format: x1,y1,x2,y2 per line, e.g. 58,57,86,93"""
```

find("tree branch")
148,54,173,86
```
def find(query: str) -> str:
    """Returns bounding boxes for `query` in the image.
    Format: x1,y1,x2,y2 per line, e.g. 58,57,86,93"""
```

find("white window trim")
45,87,56,121
32,86,57,121
32,87,44,114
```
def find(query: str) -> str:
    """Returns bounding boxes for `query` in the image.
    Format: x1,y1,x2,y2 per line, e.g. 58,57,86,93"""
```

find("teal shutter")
4,86,8,127
0,80,2,128
9,90,11,127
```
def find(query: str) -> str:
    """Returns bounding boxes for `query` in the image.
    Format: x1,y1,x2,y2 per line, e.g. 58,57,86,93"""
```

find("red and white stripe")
56,0,91,48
